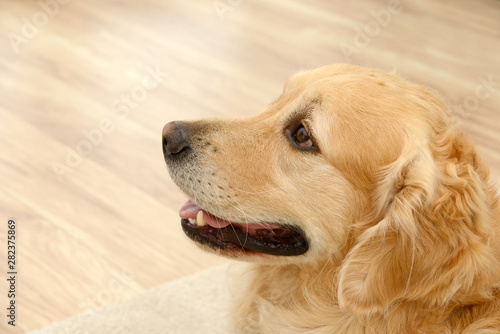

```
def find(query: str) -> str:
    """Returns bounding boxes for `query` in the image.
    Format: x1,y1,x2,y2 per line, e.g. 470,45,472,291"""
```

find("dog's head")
163,64,497,312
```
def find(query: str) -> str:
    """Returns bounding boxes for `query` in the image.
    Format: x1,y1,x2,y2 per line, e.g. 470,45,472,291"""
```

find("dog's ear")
338,128,497,315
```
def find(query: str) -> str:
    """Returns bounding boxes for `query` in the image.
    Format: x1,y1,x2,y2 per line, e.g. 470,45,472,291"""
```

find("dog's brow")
293,98,321,117
281,98,321,129
309,98,321,105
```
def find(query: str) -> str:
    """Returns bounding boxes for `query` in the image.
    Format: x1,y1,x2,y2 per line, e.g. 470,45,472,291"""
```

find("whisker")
225,192,251,249
229,184,288,196
308,257,332,289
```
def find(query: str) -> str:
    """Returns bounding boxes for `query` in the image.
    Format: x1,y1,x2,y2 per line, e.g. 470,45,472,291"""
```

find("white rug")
29,264,234,334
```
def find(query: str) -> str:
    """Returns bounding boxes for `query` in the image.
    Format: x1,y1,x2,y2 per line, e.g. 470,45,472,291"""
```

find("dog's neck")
233,237,500,334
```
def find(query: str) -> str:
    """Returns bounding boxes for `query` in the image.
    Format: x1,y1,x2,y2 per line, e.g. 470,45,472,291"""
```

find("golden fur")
165,64,500,333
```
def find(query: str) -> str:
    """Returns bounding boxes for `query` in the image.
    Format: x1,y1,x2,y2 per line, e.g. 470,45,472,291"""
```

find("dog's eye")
286,121,315,151
294,125,312,148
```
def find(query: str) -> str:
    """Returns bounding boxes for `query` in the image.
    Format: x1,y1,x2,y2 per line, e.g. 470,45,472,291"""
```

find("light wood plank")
0,0,498,332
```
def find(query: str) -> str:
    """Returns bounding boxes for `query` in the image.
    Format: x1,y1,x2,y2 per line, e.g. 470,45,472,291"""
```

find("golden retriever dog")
162,64,500,333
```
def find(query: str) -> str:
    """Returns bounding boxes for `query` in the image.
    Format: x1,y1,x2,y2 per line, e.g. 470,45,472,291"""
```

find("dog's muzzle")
162,120,309,257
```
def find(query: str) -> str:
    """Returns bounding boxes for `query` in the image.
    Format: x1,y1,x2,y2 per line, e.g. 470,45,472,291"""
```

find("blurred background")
0,0,498,332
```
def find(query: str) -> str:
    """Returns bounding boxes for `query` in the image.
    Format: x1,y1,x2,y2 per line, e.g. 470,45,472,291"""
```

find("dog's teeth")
197,210,207,226
188,218,196,225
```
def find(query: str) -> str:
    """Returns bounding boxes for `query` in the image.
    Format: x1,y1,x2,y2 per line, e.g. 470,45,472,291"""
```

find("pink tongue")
179,200,201,219
179,200,232,228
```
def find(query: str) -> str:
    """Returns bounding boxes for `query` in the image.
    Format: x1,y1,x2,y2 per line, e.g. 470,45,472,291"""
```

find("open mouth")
179,200,309,256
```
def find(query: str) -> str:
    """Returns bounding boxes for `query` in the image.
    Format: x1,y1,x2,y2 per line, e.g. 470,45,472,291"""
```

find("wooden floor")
0,0,499,332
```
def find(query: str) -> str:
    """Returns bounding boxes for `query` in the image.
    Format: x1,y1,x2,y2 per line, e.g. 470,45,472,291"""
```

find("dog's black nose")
162,121,190,157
